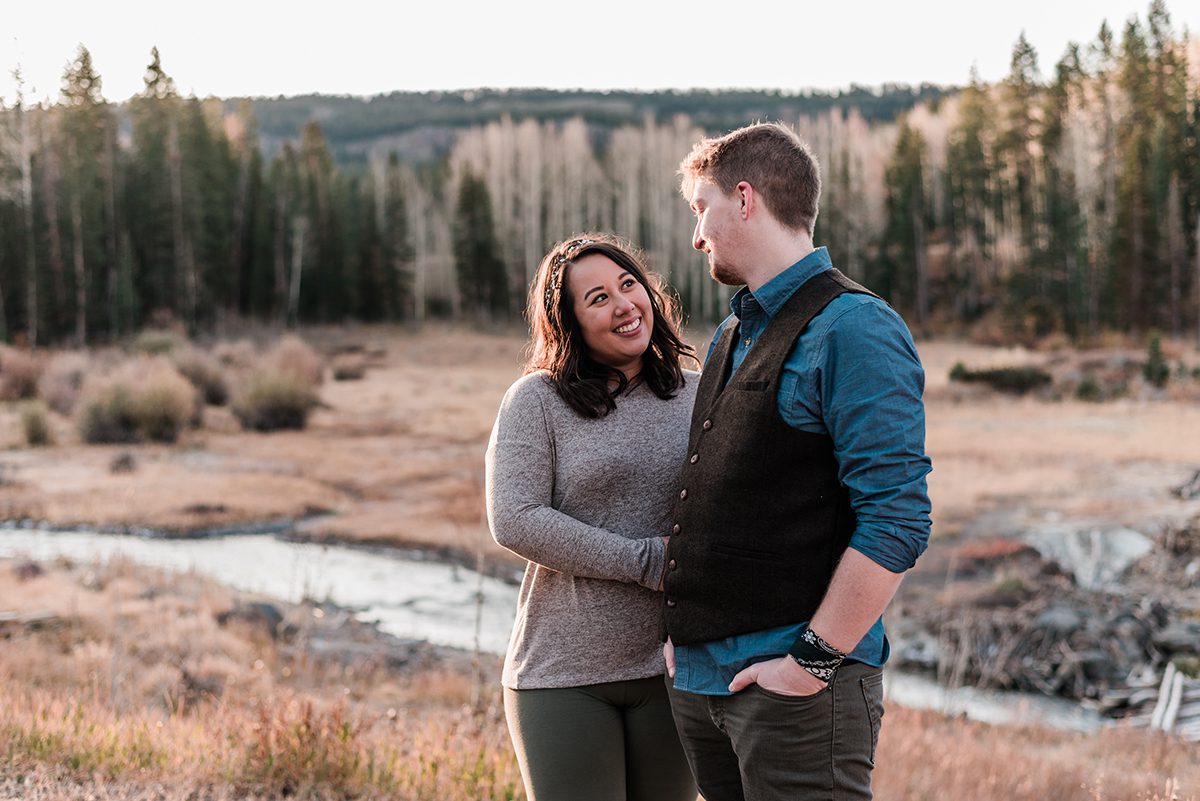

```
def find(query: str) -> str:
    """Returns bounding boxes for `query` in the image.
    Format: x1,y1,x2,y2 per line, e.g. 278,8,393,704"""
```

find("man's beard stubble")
709,258,744,287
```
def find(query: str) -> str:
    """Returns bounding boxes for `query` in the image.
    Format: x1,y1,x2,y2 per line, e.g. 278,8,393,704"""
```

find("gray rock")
215,601,284,639
1035,605,1086,635
1151,621,1200,653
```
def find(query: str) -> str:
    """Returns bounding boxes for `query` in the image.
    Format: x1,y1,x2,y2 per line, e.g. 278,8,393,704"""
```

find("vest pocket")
730,379,771,392
710,542,781,560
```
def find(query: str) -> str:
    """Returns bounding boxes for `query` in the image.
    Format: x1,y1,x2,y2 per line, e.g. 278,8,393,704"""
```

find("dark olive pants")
666,661,884,801
503,675,697,801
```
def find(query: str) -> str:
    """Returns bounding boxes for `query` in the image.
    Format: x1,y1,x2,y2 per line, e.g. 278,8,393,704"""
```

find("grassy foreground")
1,556,1196,801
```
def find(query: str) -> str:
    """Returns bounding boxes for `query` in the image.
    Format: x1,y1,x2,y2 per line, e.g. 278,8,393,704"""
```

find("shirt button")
702,419,713,431
679,489,688,500
689,454,699,464
672,523,681,534
666,598,677,608
668,559,677,570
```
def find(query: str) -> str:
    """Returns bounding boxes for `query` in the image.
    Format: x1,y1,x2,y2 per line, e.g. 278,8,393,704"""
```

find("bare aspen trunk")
19,105,38,346
912,201,930,326
288,216,308,328
1165,178,1184,338
67,139,87,345
167,117,196,330
105,117,120,337
38,122,68,327
1130,191,1144,335
230,136,252,314
274,191,289,323
409,179,427,324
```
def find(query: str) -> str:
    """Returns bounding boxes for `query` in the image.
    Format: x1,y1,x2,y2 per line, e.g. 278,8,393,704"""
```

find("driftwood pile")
892,521,1200,736
1109,663,1200,741
898,575,1181,702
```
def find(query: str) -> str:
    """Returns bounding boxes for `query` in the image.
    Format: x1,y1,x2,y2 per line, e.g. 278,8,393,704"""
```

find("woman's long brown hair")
525,233,696,419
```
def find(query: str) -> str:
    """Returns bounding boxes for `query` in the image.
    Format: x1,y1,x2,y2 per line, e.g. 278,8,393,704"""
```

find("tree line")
0,0,1196,346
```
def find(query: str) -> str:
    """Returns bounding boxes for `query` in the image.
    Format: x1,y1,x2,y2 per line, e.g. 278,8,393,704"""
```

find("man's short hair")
679,122,821,236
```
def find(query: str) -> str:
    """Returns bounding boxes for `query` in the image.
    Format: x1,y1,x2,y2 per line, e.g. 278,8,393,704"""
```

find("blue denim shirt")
672,248,932,695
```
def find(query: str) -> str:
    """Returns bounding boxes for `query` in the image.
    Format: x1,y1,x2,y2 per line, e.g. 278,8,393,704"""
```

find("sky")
2,0,1197,104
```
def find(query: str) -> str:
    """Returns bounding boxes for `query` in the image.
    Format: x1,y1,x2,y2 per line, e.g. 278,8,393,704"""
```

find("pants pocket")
860,672,885,765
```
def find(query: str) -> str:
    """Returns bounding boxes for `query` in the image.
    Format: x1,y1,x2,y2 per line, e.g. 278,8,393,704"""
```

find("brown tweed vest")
662,268,875,646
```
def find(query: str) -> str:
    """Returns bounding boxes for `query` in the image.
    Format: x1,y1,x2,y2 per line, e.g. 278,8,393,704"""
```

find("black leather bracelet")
786,626,846,682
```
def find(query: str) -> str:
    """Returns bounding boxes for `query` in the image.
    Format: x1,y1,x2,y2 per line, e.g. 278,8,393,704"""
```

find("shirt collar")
729,247,833,321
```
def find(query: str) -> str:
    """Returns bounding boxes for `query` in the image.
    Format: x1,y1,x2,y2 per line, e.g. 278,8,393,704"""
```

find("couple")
485,122,932,801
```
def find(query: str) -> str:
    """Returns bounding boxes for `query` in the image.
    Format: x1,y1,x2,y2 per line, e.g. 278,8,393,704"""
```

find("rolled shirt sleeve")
791,299,932,573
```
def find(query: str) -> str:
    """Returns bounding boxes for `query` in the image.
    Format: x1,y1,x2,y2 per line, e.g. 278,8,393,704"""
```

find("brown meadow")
1,326,1198,799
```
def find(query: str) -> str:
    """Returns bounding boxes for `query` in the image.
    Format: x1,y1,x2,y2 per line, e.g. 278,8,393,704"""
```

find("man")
662,122,932,801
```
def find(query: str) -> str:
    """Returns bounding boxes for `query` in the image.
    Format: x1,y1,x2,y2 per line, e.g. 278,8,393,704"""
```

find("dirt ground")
1,327,1198,578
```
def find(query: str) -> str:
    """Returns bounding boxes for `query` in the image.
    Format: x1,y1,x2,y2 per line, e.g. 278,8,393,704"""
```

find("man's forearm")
807,547,904,655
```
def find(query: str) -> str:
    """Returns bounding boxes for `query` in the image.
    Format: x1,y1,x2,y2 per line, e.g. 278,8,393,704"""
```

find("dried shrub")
212,339,259,370
1074,374,1104,402
331,354,366,381
133,361,200,441
949,362,1052,395
172,347,229,406
1143,332,1170,388
133,329,186,356
37,351,90,415
19,401,52,447
269,335,323,387
78,383,139,444
236,698,365,795
231,370,319,432
78,358,197,444
0,347,42,401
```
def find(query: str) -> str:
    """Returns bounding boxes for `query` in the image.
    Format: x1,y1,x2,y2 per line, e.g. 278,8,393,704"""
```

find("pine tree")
996,32,1042,314
60,45,113,343
946,68,995,320
383,153,414,319
453,172,508,320
878,118,931,325
127,47,179,326
1115,19,1155,333
1035,45,1086,337
298,120,340,321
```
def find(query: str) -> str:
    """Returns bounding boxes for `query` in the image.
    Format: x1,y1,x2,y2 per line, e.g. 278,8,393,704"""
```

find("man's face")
689,177,746,286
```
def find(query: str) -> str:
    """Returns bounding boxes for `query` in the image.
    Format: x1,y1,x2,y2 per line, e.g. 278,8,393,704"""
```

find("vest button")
690,454,699,464
702,419,713,431
668,559,677,570
672,524,680,534
666,598,677,608
679,489,688,500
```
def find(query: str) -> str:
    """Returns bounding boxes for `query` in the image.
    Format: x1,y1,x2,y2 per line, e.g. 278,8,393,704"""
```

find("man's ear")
736,181,755,220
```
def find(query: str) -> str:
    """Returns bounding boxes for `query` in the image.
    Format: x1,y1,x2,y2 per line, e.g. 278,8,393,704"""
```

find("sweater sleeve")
485,378,666,590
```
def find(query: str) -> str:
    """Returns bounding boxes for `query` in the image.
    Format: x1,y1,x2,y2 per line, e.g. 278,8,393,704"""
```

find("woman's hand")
657,536,670,590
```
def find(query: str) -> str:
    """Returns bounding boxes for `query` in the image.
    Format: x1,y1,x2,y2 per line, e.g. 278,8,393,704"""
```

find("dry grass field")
2,325,1199,799
1,557,1196,800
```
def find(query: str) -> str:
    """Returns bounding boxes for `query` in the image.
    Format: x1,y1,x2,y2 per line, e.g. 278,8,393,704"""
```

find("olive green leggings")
503,675,696,801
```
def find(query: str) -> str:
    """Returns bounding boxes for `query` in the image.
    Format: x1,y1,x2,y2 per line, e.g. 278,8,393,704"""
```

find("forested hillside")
0,0,1196,344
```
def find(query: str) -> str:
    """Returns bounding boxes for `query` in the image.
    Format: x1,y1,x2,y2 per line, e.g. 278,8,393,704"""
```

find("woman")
486,233,698,801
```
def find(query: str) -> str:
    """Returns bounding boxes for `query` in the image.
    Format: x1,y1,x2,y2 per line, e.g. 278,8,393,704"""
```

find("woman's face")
566,253,654,380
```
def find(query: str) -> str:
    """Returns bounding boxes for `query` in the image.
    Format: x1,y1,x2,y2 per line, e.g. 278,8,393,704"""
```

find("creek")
0,527,1102,733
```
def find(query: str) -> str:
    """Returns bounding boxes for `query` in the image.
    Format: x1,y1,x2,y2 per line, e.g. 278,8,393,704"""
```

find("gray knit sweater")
486,370,699,690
